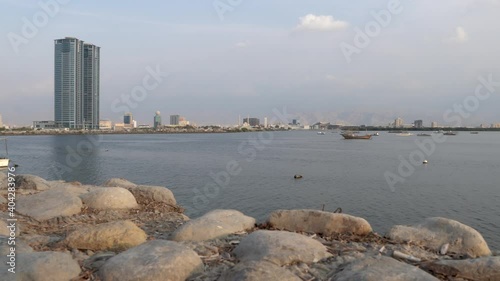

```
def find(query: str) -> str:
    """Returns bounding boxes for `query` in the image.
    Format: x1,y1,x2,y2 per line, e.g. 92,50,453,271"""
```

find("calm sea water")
5,131,500,250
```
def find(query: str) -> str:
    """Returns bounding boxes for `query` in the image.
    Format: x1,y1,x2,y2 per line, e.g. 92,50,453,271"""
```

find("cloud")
325,74,337,81
447,26,468,43
234,41,248,48
295,14,348,32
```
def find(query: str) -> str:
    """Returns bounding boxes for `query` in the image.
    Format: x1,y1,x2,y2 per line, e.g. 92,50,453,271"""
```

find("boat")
443,131,457,136
0,138,9,168
317,132,325,135
372,132,380,136
417,133,432,137
388,130,403,133
341,133,372,140
396,132,413,136
470,131,479,134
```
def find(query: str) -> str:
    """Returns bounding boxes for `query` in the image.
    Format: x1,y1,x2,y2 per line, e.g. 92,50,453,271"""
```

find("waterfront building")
170,115,180,126
124,113,133,125
99,120,112,130
394,117,404,128
431,122,438,128
414,120,423,128
33,121,59,130
243,118,260,127
264,117,268,128
0,114,3,128
154,111,162,129
54,37,100,129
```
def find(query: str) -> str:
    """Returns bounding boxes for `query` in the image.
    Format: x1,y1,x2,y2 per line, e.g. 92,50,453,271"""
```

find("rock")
65,220,147,251
218,261,301,281
16,189,82,221
49,181,94,196
13,252,81,281
334,256,439,281
14,174,51,190
80,187,139,210
233,230,332,266
268,209,372,236
99,240,203,281
386,217,491,258
0,195,6,204
0,220,12,237
0,235,33,256
424,256,500,281
0,173,6,187
83,252,116,270
22,234,62,248
102,178,137,189
170,209,255,242
128,185,176,205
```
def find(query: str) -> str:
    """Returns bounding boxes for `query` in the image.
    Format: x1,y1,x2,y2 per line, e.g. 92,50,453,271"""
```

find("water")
6,131,500,250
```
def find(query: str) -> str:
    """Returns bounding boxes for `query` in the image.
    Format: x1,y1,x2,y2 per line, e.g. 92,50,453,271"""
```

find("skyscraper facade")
170,115,180,126
54,37,100,129
154,111,162,129
124,112,133,125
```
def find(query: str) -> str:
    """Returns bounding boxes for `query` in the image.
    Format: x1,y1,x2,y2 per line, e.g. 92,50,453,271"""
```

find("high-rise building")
431,122,438,128
264,117,268,128
243,118,260,126
414,120,423,128
54,37,100,129
124,113,133,125
394,117,404,128
170,115,180,126
154,111,162,129
0,113,3,128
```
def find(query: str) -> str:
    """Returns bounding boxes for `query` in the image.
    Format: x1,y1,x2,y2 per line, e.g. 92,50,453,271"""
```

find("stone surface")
334,256,439,281
218,261,301,281
65,220,147,251
0,235,33,256
233,230,332,266
128,185,177,205
14,174,51,190
0,220,11,237
99,240,203,281
102,178,137,189
0,195,6,204
387,217,491,258
268,209,372,236
80,187,139,210
170,209,255,242
16,189,82,221
10,252,81,281
424,256,500,281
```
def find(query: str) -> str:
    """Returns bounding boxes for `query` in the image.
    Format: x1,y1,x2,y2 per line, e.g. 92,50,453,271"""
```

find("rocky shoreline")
0,174,499,281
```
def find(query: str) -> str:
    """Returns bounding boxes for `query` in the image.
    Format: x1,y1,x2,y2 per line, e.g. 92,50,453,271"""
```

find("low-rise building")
33,121,59,130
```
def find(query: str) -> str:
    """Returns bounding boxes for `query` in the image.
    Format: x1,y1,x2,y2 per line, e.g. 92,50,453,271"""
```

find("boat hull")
341,134,372,140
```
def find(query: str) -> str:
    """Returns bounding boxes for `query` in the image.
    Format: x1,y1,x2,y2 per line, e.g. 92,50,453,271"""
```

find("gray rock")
102,178,137,189
14,174,51,190
0,173,6,188
424,256,500,281
22,234,62,248
0,235,33,256
386,217,491,258
65,220,147,251
218,260,301,281
16,189,82,221
83,251,116,270
128,185,176,205
10,252,81,281
233,230,332,266
170,209,255,242
99,240,203,281
0,220,13,237
0,195,6,204
49,181,93,196
80,187,139,210
268,209,372,236
334,256,439,281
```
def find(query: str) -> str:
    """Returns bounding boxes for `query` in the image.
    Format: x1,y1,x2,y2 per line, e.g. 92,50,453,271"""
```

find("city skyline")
1,1,500,127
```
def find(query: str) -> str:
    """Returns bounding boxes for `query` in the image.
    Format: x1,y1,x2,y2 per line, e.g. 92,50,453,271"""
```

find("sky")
1,0,500,127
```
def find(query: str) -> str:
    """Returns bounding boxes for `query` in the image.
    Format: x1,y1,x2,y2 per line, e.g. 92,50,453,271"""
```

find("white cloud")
295,14,348,32
234,41,248,48
447,26,468,43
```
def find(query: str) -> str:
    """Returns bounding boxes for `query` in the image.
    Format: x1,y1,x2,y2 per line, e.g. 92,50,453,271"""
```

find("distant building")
33,121,59,130
99,120,112,130
431,122,438,128
154,111,162,129
170,115,180,126
414,120,423,128
311,122,330,130
264,117,268,128
179,117,190,126
0,114,3,128
491,123,500,128
124,113,133,125
243,118,260,127
394,118,404,128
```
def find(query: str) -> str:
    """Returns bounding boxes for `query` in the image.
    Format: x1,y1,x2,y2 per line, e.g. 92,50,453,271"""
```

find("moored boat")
417,133,432,136
396,132,413,136
470,131,479,134
443,131,457,136
341,133,372,140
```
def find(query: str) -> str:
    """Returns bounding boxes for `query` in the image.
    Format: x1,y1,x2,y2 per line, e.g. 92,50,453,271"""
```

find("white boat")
396,132,413,136
0,138,9,168
317,132,325,135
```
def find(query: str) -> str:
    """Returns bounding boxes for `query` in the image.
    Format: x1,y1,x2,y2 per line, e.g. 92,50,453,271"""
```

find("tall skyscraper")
154,111,162,129
414,120,423,128
54,37,100,129
394,117,404,128
170,115,180,126
0,113,3,128
124,112,133,125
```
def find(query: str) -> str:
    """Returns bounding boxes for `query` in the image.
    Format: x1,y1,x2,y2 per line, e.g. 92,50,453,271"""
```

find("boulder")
386,217,491,258
0,195,6,204
268,209,372,236
218,260,301,281
0,173,6,187
233,230,332,266
128,185,176,205
16,189,82,221
102,178,137,189
170,209,255,242
99,240,203,281
10,252,81,281
80,187,138,210
423,256,500,281
0,220,11,237
65,220,147,251
0,235,33,256
14,174,51,190
334,256,439,281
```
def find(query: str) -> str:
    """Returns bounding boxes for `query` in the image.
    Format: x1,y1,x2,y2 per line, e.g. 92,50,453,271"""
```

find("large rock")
16,189,82,221
7,252,81,281
334,256,439,281
65,220,147,251
386,217,491,258
14,174,51,190
128,185,176,205
0,195,6,204
0,173,6,187
99,240,203,281
102,178,137,189
423,256,500,281
0,235,33,256
233,230,332,266
170,209,255,242
218,260,301,281
81,187,138,210
268,209,372,236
